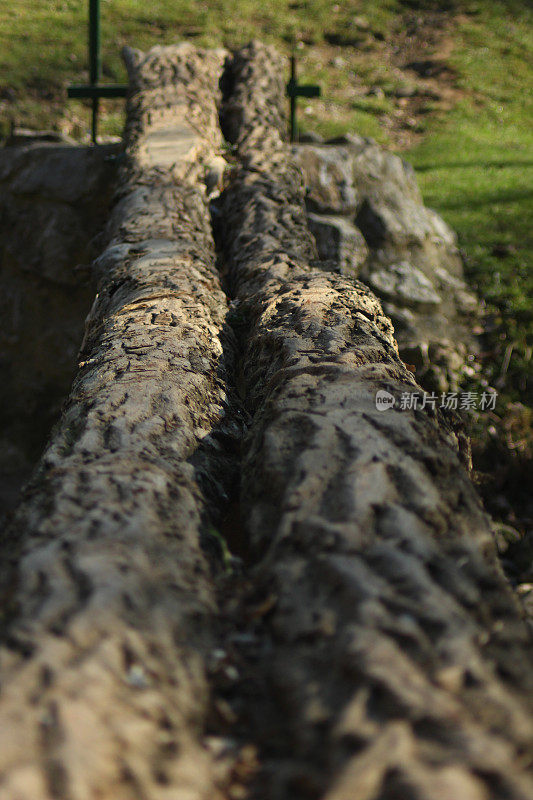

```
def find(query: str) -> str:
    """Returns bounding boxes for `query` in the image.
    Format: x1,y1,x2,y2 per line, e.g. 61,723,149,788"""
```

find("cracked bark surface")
2,38,533,800
0,44,240,800
220,42,533,800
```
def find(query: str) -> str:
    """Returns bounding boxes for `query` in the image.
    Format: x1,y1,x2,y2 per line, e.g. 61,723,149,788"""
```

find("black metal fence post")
286,54,321,143
68,0,128,144
89,0,101,142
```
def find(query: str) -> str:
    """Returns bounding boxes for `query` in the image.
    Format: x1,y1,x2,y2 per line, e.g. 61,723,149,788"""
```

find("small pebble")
126,664,150,689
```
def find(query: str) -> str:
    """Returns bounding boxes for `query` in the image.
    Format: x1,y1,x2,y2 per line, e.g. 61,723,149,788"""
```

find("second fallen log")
0,44,239,800
220,40,533,800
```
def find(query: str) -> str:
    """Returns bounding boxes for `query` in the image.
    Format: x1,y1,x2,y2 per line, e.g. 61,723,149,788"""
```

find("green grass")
410,126,533,399
0,0,410,139
403,2,532,537
407,2,533,404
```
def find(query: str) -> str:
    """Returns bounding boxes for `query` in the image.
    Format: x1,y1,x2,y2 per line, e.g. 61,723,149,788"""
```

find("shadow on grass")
433,187,533,210
416,160,533,172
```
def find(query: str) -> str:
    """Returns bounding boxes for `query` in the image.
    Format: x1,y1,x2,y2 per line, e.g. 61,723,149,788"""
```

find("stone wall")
292,136,479,393
0,142,118,518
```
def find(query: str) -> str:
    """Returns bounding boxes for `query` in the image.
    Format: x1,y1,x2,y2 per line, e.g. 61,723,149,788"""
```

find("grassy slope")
0,1,532,521
409,2,533,406
404,2,532,553
0,0,409,141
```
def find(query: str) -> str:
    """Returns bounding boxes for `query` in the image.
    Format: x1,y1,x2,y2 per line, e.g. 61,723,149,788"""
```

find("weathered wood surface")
1,38,533,800
0,44,239,800
220,42,533,800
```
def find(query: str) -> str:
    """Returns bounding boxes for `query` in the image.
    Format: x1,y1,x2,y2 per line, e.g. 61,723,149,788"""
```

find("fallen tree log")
0,44,240,800
2,38,532,800
220,41,533,800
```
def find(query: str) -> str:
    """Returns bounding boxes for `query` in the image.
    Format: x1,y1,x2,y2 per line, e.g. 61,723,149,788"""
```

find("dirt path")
389,8,467,140
304,5,468,151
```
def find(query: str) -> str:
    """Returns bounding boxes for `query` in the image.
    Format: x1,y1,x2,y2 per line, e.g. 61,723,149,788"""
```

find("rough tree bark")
0,44,240,800
2,38,533,800
219,41,533,800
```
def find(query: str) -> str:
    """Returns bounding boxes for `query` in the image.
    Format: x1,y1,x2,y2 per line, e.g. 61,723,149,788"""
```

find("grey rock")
367,261,442,310
4,128,78,146
293,136,479,392
292,143,358,214
307,211,368,277
298,130,324,144
4,142,121,202
333,55,347,69
0,144,119,512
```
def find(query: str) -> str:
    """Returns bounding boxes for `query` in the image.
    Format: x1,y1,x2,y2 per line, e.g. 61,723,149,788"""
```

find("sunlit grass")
407,4,533,402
